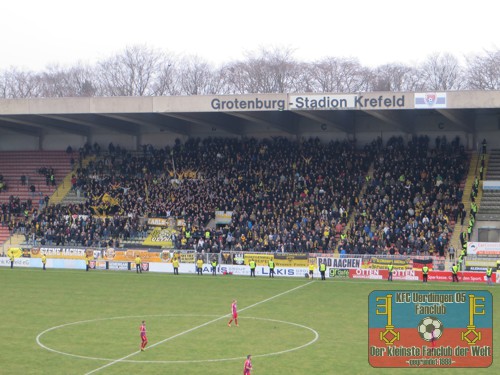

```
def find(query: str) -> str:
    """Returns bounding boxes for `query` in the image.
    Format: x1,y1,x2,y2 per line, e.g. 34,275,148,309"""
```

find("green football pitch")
0,267,498,374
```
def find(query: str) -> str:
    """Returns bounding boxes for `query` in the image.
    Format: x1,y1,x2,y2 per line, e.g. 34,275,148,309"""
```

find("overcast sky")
1,0,498,72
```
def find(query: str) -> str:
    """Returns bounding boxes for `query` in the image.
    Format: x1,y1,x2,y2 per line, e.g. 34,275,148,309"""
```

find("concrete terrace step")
480,197,500,203
480,202,500,207
477,212,500,217
59,189,88,205
477,213,500,221
0,151,75,206
0,226,11,247
478,206,500,210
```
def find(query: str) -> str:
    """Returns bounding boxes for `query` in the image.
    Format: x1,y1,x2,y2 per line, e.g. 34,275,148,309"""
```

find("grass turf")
0,267,498,374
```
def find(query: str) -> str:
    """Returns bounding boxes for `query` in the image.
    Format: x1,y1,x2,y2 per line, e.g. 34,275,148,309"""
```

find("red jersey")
231,302,238,317
140,323,147,337
243,359,252,374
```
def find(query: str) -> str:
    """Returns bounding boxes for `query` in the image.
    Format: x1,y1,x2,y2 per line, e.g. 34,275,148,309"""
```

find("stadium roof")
0,91,499,138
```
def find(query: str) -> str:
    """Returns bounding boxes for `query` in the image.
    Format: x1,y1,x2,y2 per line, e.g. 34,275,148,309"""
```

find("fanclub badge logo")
369,290,493,368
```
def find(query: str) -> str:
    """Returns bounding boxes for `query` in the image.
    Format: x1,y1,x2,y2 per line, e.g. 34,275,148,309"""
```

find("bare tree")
308,57,369,93
207,66,232,95
36,64,97,97
420,53,464,91
178,56,220,95
0,68,42,98
67,65,98,97
152,59,181,96
222,47,300,93
465,48,500,90
96,44,163,96
0,72,7,98
221,61,253,94
371,63,424,92
2,44,499,97
38,65,69,97
290,62,317,93
259,47,300,93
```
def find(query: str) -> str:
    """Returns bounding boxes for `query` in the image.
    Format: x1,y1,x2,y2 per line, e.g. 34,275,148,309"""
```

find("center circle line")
36,314,319,364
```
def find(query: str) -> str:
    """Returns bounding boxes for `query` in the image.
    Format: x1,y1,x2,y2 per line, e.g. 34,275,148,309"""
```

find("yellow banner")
180,252,196,263
366,257,411,269
178,169,198,180
241,253,310,267
142,227,177,247
215,211,233,224
274,254,309,267
31,247,89,259
102,193,119,206
465,260,497,267
243,253,273,266
104,249,161,262
8,248,22,258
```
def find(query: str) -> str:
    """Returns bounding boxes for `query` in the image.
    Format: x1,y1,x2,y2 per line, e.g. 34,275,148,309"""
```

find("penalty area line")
83,280,314,374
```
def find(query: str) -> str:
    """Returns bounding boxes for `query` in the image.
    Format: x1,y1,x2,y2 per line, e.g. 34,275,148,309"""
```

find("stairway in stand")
477,149,500,221
341,162,375,253
449,152,479,250
0,226,11,254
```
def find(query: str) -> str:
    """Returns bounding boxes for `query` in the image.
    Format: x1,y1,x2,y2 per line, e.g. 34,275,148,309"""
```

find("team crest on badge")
425,94,436,105
414,93,447,108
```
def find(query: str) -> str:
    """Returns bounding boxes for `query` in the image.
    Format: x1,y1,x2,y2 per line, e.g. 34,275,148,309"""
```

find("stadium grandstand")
1,90,500,273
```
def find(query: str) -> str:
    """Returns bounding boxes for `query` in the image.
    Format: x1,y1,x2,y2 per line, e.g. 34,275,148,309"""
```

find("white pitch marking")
36,315,318,364
83,281,314,374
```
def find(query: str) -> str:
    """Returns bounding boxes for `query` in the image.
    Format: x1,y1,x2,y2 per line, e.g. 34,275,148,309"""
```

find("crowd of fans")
1,196,33,223
346,136,467,256
1,136,469,256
